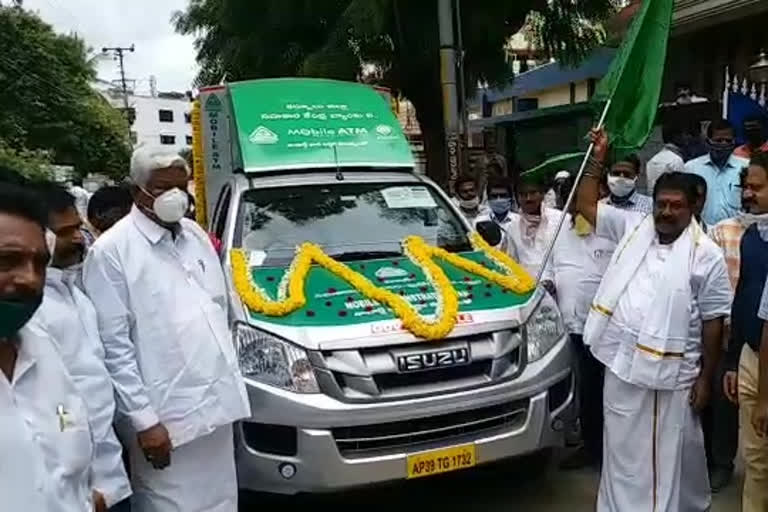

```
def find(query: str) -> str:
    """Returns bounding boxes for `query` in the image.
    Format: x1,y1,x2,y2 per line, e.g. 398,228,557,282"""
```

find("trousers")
739,344,768,512
702,361,739,471
571,333,604,461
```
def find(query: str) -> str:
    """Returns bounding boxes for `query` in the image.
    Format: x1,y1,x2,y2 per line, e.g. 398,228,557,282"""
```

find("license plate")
406,444,476,479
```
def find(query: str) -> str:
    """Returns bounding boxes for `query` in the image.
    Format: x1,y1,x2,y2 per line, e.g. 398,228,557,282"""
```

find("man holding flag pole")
528,0,735,509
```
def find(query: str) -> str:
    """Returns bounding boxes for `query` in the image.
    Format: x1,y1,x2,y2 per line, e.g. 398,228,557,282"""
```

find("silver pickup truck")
195,79,573,494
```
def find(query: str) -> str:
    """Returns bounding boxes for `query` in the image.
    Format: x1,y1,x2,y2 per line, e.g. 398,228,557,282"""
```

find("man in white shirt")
0,182,96,512
34,183,132,511
577,129,732,512
474,177,517,250
83,146,251,512
646,122,686,193
503,178,561,288
552,207,616,470
452,174,489,224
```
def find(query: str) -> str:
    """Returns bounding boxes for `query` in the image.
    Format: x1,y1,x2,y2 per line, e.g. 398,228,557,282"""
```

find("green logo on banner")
205,94,223,112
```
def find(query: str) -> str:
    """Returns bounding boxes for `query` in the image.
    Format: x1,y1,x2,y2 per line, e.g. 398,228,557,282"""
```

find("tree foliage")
174,0,616,184
0,7,131,181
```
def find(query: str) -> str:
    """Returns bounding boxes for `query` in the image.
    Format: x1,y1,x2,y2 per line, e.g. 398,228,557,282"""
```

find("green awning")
227,79,415,172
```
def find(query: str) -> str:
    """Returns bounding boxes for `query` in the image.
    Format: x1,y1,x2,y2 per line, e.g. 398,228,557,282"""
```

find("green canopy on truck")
226,78,415,172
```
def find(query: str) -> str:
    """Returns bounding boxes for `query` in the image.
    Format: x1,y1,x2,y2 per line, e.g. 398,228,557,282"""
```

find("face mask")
0,295,43,339
573,214,593,236
489,198,512,217
740,212,768,226
458,196,480,211
607,175,637,198
141,187,189,224
707,139,735,167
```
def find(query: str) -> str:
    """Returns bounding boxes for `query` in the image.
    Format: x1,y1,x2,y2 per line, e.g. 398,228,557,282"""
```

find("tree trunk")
411,94,447,188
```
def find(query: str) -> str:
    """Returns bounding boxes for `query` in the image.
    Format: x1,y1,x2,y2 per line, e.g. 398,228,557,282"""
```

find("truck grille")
314,329,524,402
332,399,528,456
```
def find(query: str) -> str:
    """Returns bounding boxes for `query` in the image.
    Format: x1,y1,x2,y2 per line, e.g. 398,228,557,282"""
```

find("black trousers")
570,333,605,461
702,361,739,471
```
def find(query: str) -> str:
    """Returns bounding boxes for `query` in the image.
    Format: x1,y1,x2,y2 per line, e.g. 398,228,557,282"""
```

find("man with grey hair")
83,146,251,512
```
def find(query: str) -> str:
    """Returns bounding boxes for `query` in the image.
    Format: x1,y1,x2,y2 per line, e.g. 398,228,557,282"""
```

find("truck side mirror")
475,221,502,247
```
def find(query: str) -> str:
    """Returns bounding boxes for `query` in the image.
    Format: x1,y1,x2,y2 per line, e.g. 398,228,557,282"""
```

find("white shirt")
1,322,94,512
595,204,732,386
33,268,132,507
504,207,562,282
83,206,250,448
474,209,514,249
552,217,616,334
645,144,685,193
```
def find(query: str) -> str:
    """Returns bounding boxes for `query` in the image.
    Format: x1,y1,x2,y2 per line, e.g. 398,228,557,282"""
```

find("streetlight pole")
102,44,135,144
438,0,461,194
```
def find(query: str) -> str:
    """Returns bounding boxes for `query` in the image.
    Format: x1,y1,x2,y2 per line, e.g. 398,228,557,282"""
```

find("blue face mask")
489,198,512,217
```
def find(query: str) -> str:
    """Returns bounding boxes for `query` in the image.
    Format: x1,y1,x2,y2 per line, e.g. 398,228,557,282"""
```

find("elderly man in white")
0,182,95,511
83,146,250,512
576,128,732,511
33,183,132,511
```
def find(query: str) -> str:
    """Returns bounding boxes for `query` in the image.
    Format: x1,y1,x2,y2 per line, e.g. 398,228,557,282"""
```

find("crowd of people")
3,114,768,512
453,118,768,511
1,146,249,512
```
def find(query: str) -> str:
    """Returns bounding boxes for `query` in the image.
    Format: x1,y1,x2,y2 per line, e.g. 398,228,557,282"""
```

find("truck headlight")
234,322,319,393
524,292,565,363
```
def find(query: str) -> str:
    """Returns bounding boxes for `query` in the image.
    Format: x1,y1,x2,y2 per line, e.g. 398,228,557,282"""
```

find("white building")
93,79,193,152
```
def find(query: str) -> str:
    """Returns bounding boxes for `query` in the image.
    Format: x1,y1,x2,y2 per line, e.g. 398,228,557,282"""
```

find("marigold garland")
191,100,208,227
230,234,536,340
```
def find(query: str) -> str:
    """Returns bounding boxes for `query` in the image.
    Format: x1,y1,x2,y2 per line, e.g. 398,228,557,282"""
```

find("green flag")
592,0,675,155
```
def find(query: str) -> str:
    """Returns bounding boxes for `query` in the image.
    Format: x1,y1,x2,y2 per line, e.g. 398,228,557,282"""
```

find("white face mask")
458,196,480,211
142,187,189,224
607,175,637,198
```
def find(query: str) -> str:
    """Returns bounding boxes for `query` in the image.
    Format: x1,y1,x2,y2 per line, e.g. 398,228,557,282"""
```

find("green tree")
0,7,131,181
174,0,615,184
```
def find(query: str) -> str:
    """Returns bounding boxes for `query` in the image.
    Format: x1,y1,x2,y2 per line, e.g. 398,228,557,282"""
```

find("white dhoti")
598,371,710,512
128,424,238,512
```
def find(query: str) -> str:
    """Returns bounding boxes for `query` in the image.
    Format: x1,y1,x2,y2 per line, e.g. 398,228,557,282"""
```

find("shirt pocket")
726,179,742,210
50,397,93,477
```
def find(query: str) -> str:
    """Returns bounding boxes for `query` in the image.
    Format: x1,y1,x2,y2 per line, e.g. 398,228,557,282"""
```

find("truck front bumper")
235,333,573,494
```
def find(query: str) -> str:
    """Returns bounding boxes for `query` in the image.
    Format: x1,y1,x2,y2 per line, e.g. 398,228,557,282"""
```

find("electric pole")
102,44,135,144
438,0,461,194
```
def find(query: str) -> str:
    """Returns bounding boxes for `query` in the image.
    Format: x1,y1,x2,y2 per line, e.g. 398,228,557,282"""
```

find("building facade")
93,80,193,152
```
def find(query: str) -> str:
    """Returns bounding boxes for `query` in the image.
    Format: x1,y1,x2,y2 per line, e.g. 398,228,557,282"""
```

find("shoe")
559,446,599,471
709,466,733,493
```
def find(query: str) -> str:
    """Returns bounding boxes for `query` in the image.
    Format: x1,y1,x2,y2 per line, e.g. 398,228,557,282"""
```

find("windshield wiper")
329,251,403,262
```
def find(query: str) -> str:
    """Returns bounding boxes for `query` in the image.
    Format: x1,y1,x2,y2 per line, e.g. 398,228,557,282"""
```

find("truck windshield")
236,182,471,266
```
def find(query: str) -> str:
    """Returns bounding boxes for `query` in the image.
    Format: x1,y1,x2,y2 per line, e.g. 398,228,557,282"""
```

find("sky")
24,0,199,94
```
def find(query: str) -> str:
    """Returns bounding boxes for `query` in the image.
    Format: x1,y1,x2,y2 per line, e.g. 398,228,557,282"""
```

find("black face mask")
0,294,43,339
707,139,735,167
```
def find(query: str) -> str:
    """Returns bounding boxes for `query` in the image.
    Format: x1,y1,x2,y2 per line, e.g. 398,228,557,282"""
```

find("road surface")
242,449,741,510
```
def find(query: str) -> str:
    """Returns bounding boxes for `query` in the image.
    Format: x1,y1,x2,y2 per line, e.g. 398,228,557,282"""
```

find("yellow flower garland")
191,100,208,227
230,234,536,340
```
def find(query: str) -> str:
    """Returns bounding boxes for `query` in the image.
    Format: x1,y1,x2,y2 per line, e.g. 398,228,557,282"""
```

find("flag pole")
535,98,612,284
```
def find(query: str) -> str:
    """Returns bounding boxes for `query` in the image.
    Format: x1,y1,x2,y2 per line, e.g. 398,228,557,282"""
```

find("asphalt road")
242,449,742,510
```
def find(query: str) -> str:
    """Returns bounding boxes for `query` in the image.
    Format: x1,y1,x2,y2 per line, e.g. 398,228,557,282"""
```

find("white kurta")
83,206,251,512
551,217,616,335
591,204,732,511
503,207,562,281
0,322,94,512
33,267,132,507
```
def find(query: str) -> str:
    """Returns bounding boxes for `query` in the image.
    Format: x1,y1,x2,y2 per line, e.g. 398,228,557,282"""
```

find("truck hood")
235,252,541,351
